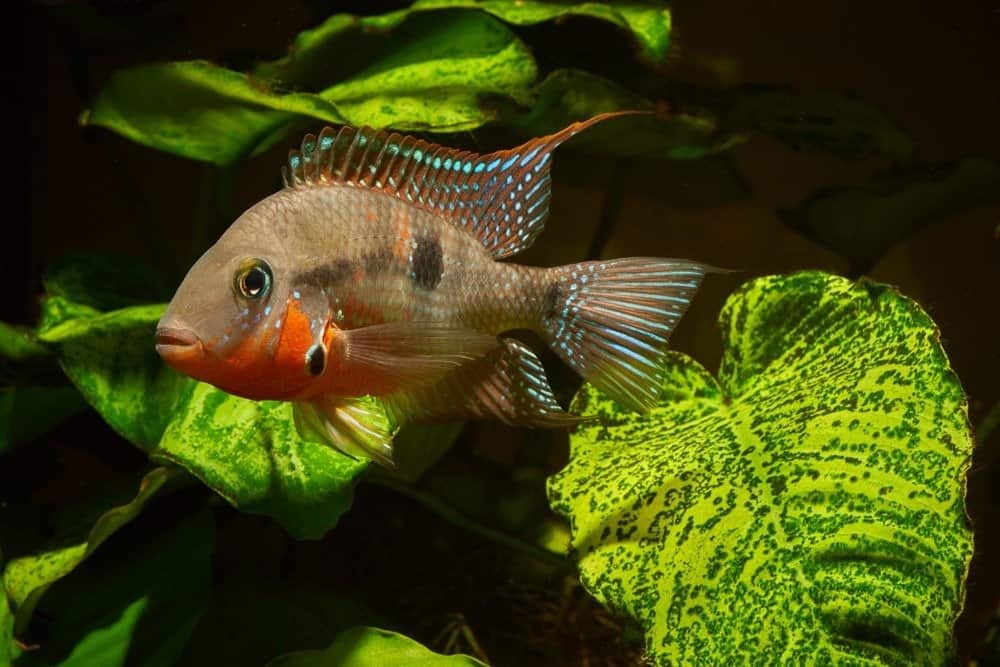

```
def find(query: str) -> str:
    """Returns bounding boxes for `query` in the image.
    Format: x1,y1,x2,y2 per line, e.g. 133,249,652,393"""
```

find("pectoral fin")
332,321,497,394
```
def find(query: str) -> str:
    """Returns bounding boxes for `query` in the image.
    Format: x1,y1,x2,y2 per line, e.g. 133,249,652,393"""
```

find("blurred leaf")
37,298,101,337
502,69,741,159
259,1,671,90
36,302,368,539
2,467,182,637
780,157,1000,274
549,272,973,665
0,323,63,388
43,252,173,312
155,382,368,540
0,386,86,457
180,581,382,665
389,422,465,483
0,324,47,363
265,626,487,667
83,3,681,165
82,12,534,165
725,89,915,159
81,60,345,165
14,508,213,667
978,401,1000,446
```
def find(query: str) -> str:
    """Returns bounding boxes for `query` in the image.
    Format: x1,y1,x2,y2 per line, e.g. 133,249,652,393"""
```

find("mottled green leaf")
37,298,101,337
39,304,184,450
780,157,1000,274
548,271,973,665
502,69,741,159
32,300,368,538
155,382,368,539
14,508,213,667
0,569,15,667
265,627,487,667
83,12,534,165
2,467,181,637
410,1,673,62
81,60,345,165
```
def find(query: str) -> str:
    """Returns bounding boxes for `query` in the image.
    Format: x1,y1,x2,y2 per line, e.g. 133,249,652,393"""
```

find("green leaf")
13,508,213,667
154,382,368,540
779,157,1000,274
548,271,973,665
36,302,368,538
2,467,182,637
81,60,345,165
265,627,487,667
0,569,16,667
0,386,86,456
411,1,672,62
725,89,916,159
502,69,741,159
82,11,535,165
180,581,382,665
39,304,185,450
43,251,173,312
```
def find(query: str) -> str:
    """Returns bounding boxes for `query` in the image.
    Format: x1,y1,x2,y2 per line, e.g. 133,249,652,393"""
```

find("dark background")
3,0,998,663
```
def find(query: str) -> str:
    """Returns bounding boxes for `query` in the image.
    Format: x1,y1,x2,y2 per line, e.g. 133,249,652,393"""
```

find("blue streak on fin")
282,111,646,259
541,258,710,413
384,338,585,428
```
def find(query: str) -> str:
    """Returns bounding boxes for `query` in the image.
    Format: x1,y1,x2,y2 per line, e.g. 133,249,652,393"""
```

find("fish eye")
235,260,272,300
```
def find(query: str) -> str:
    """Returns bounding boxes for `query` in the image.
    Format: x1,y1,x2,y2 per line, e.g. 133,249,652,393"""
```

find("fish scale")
156,111,711,468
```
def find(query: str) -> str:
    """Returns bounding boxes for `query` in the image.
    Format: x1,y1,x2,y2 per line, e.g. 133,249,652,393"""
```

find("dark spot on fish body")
410,234,443,290
543,282,562,320
305,343,326,376
363,247,393,275
296,259,356,287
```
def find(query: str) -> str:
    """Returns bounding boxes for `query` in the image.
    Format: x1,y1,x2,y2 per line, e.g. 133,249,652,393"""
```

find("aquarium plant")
3,1,993,665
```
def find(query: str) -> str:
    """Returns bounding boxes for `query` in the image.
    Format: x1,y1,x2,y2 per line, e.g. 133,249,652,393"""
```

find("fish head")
156,193,323,400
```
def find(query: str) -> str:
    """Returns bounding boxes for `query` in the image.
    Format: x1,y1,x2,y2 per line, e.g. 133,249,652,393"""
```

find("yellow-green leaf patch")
548,271,974,665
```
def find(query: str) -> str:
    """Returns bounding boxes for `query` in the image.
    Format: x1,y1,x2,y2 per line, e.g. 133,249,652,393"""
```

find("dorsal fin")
282,111,644,259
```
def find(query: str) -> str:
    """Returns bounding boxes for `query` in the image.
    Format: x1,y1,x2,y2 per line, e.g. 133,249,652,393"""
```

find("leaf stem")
364,470,573,571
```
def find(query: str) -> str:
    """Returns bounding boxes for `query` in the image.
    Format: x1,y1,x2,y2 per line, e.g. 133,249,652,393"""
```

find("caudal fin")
540,258,707,412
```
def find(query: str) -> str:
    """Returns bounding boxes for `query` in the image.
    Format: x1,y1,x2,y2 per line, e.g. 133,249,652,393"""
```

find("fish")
155,112,709,467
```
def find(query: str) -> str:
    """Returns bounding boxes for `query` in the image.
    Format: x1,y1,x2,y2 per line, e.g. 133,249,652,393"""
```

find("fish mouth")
155,327,203,362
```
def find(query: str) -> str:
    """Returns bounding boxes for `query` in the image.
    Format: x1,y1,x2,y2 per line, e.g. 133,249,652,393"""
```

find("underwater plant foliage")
550,272,973,665
3,0,994,664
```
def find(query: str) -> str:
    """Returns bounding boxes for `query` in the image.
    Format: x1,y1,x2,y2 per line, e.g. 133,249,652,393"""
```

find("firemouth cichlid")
155,112,708,467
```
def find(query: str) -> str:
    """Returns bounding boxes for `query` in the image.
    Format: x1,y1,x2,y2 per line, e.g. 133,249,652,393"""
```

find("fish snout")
154,326,204,364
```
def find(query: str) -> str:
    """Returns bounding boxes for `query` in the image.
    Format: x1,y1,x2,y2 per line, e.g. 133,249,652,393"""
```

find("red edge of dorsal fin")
282,110,648,258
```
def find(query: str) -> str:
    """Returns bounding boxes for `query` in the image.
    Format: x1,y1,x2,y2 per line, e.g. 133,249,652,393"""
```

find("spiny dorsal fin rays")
281,111,647,259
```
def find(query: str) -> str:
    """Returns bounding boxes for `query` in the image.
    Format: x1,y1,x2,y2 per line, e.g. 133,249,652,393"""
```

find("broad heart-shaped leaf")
36,301,369,539
13,508,213,667
2,467,182,637
548,272,974,665
780,157,1000,274
265,627,487,667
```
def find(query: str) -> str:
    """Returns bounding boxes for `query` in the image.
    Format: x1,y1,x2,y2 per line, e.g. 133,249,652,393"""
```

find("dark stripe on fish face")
543,282,562,320
296,259,356,287
305,343,326,376
363,247,393,275
410,234,443,290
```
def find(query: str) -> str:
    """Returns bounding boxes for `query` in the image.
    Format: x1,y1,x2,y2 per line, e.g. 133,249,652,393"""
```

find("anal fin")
294,395,399,468
385,338,583,428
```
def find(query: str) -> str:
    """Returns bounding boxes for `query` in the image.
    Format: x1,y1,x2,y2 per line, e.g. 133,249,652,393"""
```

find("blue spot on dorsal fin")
282,111,644,258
